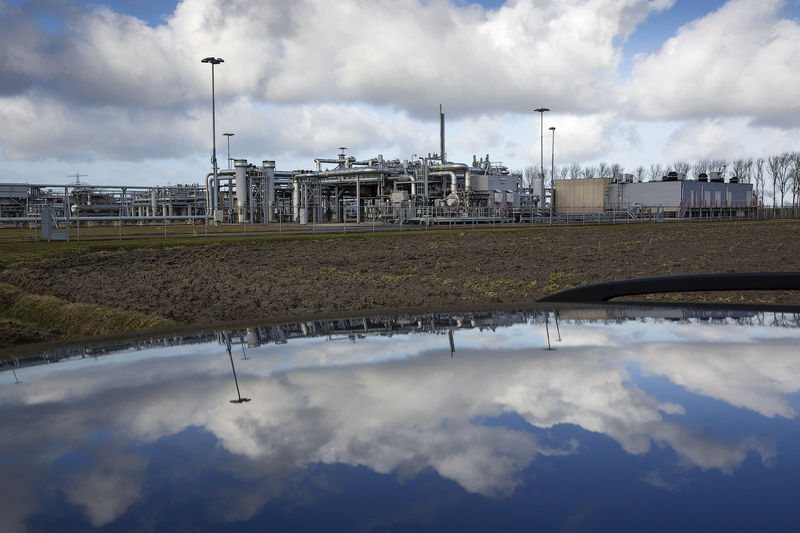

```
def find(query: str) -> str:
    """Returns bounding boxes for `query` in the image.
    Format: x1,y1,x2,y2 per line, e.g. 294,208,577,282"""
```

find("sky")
1,0,800,185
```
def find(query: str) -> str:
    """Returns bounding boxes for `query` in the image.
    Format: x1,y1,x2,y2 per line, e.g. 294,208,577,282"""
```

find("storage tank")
234,159,248,222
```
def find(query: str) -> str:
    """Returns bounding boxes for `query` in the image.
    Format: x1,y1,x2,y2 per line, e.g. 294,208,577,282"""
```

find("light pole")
534,107,550,220
549,126,555,225
223,132,234,170
201,56,224,214
534,107,550,180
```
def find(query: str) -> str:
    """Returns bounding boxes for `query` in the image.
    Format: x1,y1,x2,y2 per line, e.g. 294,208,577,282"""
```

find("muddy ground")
3,220,800,332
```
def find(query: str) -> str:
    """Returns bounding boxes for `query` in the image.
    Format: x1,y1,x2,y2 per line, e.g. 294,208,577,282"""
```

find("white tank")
234,159,248,221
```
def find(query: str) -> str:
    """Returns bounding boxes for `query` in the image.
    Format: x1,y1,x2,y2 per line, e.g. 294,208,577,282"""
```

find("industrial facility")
0,161,761,236
0,149,535,232
555,172,756,219
1,102,759,237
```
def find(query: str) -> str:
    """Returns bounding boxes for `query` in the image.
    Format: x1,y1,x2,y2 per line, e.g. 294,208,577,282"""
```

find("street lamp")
223,132,234,170
201,56,224,214
534,107,550,183
549,126,556,226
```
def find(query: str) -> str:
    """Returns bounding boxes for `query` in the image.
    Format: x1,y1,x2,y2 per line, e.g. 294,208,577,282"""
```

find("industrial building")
555,172,756,218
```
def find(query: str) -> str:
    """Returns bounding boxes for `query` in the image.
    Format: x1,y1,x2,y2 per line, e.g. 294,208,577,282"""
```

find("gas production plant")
1,103,757,229
1,159,760,229
0,150,531,227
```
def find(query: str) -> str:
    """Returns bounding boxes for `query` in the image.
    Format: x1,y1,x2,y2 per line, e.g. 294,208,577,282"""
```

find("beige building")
554,178,610,214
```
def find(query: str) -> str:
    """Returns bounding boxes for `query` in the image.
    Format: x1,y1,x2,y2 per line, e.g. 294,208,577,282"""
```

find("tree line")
517,152,800,208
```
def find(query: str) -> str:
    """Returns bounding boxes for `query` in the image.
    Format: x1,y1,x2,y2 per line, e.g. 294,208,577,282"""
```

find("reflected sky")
2,308,800,532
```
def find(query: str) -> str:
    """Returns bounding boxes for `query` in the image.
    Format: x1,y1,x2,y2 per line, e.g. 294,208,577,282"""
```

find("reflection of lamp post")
554,310,562,341
449,329,455,358
201,56,224,213
223,132,234,170
225,334,250,403
240,334,249,360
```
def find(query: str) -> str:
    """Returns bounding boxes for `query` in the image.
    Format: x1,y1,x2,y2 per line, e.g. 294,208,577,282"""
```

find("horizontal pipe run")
0,215,214,223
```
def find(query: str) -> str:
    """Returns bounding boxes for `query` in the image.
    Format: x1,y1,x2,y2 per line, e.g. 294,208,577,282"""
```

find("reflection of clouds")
634,341,800,418
1,316,799,530
64,447,148,527
0,468,39,533
648,424,774,474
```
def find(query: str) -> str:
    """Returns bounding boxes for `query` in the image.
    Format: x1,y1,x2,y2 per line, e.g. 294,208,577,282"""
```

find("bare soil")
3,220,800,334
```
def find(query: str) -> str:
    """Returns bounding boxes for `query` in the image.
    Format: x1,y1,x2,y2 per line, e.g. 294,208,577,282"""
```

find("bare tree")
768,154,788,208
523,166,536,188
755,158,765,203
611,163,624,179
568,163,582,180
648,164,663,182
597,161,610,179
710,159,728,178
634,166,645,182
776,152,794,208
694,159,710,179
673,161,691,178
582,166,597,179
558,166,569,180
731,157,753,183
790,152,800,210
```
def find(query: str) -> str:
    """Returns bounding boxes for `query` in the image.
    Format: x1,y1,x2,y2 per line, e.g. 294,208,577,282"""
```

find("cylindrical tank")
292,178,300,221
262,160,275,222
234,159,248,222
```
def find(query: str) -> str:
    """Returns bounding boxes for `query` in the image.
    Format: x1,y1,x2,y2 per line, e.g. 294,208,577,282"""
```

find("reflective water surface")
2,307,800,532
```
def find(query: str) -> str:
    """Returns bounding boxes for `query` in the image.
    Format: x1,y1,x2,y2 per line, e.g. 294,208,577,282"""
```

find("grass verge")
0,282,177,349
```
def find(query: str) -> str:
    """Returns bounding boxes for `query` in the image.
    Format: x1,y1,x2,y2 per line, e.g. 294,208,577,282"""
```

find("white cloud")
663,118,749,161
0,0,674,171
626,0,800,126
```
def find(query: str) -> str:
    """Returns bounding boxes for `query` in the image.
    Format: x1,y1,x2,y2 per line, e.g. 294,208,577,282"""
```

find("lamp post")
201,56,224,214
534,107,550,180
549,126,555,226
223,132,234,170
534,107,550,219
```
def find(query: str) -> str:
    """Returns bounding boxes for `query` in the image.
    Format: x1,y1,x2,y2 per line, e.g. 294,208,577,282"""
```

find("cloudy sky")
1,0,799,185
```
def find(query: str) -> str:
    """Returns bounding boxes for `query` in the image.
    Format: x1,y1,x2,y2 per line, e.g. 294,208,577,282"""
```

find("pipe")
292,177,300,222
1,215,214,223
403,160,415,196
430,171,457,194
440,104,446,163
433,164,471,192
293,167,403,179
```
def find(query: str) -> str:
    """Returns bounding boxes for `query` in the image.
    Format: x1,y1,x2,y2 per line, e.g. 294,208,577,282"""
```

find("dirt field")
2,220,798,344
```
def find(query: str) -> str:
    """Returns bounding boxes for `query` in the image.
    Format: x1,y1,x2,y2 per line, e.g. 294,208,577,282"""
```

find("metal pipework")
293,167,404,179
403,160,415,196
430,171,457,194
205,170,234,213
432,164,471,192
